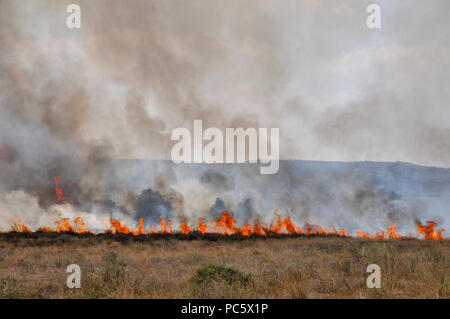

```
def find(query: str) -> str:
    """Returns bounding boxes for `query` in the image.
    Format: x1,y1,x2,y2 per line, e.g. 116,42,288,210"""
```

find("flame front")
5,177,446,240
6,213,446,240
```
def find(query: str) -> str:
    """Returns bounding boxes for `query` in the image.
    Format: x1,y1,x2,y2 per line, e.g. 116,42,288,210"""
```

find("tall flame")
53,176,72,204
416,220,445,240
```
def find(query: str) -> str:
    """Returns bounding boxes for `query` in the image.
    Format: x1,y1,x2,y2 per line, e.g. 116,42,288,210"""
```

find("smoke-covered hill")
0,158,448,235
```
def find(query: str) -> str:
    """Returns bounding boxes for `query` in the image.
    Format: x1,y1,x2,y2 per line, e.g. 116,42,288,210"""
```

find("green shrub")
188,264,252,298
194,264,251,286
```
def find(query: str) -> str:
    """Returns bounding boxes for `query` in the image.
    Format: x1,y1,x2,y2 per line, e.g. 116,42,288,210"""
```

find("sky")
1,0,449,167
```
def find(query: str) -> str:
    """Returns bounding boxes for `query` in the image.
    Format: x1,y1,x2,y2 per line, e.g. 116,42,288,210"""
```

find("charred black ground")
0,231,427,247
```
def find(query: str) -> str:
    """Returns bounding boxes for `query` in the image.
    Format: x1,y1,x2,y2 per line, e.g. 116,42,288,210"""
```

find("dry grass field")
0,233,448,299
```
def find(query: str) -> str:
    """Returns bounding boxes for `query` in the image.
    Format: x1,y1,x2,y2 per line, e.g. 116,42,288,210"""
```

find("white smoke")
0,190,131,232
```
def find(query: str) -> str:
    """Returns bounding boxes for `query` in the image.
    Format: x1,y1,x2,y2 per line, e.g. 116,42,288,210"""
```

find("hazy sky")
1,0,449,167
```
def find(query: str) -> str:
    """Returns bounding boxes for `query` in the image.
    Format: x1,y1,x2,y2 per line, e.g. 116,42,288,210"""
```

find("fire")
252,221,263,235
110,218,131,234
215,211,239,235
416,220,445,240
180,218,191,234
11,220,32,233
4,176,446,240
198,218,208,234
74,216,93,234
37,226,53,233
53,176,72,204
6,214,447,240
133,218,145,235
159,216,173,234
387,222,402,239
356,221,447,240
56,217,75,232
357,222,403,239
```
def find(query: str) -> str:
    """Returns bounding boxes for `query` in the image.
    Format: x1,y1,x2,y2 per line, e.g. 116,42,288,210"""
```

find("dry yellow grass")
0,235,448,298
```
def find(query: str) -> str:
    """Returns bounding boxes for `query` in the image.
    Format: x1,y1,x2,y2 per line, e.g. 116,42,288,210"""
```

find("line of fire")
3,176,446,240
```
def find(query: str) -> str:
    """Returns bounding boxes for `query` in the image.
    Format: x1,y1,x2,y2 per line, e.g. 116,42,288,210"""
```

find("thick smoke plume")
0,1,449,233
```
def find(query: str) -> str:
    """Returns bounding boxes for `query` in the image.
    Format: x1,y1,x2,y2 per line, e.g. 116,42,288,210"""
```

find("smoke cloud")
0,1,448,233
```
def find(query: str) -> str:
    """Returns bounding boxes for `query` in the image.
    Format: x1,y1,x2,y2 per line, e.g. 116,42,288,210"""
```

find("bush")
188,264,252,298
194,264,251,286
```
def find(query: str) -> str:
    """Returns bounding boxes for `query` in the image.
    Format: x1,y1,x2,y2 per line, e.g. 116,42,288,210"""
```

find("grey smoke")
200,170,234,191
0,0,449,166
0,1,448,233
134,188,173,225
236,198,259,222
209,198,231,220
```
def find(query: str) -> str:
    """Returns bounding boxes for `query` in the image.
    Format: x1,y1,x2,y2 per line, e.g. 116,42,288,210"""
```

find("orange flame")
416,220,445,240
8,176,434,239
6,213,447,240
133,218,145,235
198,218,208,234
109,218,131,234
11,219,32,233
180,218,191,234
356,222,403,240
53,176,72,204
